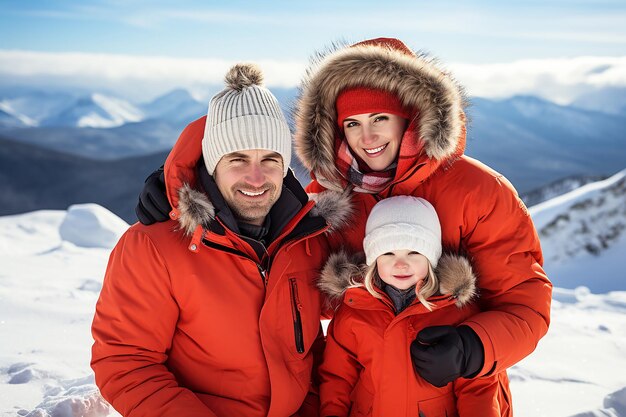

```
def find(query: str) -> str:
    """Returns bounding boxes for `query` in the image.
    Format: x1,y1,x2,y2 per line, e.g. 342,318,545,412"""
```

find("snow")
0,207,126,417
77,94,143,128
140,88,205,123
33,93,145,129
1,187,625,416
530,169,626,293
0,91,80,126
74,94,143,128
59,204,129,249
0,101,37,127
509,287,626,416
530,169,626,230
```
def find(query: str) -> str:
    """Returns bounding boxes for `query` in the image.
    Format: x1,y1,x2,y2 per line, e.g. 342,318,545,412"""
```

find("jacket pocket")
497,372,512,417
417,393,458,417
285,273,322,360
289,278,305,354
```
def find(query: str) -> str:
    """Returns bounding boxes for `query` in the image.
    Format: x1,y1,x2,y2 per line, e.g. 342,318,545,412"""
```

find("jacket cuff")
463,321,497,377
458,325,484,378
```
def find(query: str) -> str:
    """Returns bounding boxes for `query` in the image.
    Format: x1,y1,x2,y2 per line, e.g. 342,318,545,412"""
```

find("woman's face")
376,249,429,290
342,113,407,171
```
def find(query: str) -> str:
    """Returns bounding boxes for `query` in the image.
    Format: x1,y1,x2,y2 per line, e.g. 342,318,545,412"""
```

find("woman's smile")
342,113,407,171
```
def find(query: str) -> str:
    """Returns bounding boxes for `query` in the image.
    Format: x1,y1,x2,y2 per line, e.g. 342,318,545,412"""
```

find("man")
91,64,348,417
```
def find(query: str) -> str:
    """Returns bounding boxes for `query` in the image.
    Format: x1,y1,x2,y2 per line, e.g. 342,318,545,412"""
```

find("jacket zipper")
258,264,268,286
289,278,305,353
387,163,425,196
202,238,269,286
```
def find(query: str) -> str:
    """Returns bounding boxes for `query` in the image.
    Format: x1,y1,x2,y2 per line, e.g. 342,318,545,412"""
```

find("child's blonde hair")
362,258,439,311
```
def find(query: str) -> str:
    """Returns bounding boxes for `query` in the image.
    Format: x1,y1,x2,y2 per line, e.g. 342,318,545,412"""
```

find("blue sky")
2,0,625,63
1,1,625,102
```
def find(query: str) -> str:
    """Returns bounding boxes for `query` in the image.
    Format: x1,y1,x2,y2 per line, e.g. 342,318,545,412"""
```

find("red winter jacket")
317,252,512,417
91,117,336,417
294,38,552,385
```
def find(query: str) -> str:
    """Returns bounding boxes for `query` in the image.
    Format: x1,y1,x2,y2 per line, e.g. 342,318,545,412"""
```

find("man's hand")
410,325,484,387
135,166,172,225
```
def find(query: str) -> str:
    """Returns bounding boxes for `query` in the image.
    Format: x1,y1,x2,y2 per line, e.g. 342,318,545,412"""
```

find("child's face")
376,250,429,290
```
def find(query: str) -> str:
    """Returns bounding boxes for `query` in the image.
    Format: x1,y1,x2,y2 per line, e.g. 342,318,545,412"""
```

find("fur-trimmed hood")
294,38,467,189
318,250,477,309
176,176,355,237
176,183,216,236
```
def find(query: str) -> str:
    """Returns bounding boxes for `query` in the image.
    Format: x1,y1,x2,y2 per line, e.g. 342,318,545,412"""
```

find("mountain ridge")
0,135,168,223
1,88,625,195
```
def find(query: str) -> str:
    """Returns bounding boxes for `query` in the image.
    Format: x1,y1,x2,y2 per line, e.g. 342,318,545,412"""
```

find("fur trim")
177,183,215,236
435,254,477,308
318,251,477,308
294,40,467,186
224,63,263,91
308,188,354,233
318,250,365,308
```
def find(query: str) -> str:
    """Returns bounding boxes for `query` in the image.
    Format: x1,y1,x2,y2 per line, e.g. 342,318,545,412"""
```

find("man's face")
214,149,284,226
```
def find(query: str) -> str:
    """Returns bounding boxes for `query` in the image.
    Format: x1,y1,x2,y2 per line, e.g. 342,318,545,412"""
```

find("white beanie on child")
363,196,442,267
202,63,292,176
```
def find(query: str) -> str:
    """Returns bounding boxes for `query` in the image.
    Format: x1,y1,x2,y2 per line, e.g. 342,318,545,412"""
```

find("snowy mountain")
530,169,626,293
0,88,205,158
0,89,81,126
0,107,28,128
41,93,144,128
0,87,207,130
0,201,625,417
0,89,145,129
571,87,626,116
1,88,625,194
465,95,626,193
0,136,169,222
0,119,181,160
0,101,37,127
139,88,206,125
0,135,309,222
520,174,605,207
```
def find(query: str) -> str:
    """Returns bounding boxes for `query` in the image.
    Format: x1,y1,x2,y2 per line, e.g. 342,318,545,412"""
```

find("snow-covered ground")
1,191,625,416
0,206,125,417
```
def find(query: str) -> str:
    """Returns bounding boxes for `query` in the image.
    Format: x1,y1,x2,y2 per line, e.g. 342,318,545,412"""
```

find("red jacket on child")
317,252,512,417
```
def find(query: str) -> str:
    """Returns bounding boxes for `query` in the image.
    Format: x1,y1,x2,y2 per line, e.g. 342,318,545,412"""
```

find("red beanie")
351,37,415,57
336,87,410,127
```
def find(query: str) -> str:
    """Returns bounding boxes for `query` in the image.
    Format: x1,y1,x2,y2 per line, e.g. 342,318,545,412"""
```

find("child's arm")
318,312,361,417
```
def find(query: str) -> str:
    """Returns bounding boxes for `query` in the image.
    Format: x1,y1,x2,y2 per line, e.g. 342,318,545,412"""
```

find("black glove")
135,166,172,225
410,325,484,387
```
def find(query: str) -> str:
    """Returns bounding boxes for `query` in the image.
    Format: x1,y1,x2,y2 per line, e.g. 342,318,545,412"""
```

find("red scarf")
335,140,397,194
332,121,423,194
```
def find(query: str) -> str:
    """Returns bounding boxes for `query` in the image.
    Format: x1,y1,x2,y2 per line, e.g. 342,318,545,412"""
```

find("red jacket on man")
91,117,336,417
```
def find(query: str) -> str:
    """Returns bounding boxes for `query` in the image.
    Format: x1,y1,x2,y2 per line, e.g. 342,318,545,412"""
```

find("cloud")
1,50,625,104
449,56,626,104
0,50,305,101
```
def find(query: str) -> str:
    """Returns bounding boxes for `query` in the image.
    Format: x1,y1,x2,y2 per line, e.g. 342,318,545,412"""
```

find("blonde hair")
363,259,439,311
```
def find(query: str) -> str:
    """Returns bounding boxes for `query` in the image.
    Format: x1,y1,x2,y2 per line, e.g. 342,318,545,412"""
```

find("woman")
293,37,550,388
136,37,552,412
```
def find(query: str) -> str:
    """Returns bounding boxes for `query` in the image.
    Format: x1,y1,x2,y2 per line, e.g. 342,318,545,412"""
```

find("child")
318,196,510,417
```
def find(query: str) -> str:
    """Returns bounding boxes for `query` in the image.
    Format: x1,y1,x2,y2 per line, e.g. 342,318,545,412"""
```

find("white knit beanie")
202,63,292,176
363,196,442,268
